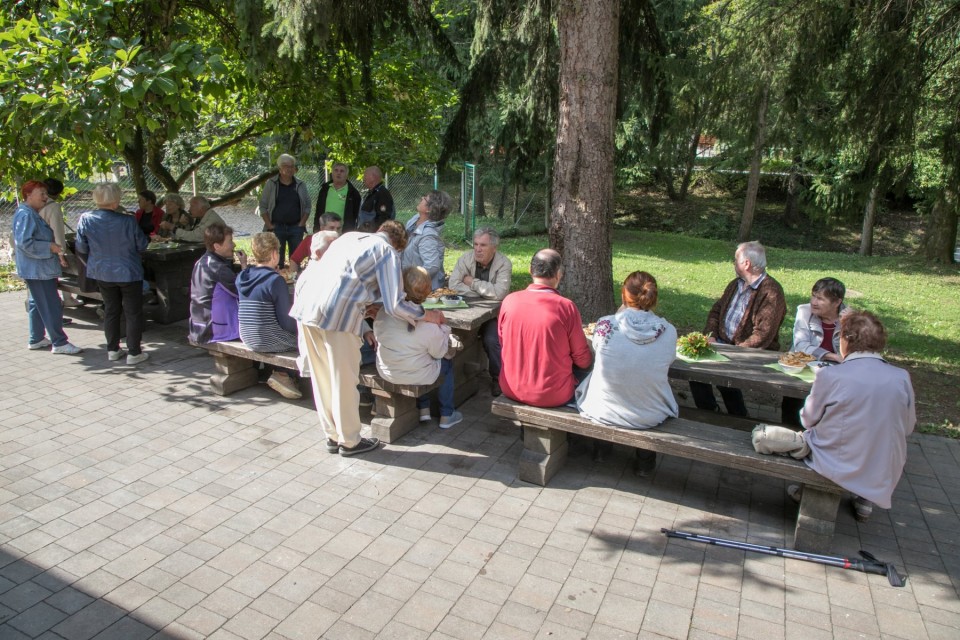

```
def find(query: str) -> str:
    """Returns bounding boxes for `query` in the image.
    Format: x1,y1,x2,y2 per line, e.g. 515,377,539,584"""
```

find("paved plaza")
1,290,959,640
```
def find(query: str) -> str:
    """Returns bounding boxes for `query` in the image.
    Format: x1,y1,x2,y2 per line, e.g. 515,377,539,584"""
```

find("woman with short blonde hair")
235,232,301,398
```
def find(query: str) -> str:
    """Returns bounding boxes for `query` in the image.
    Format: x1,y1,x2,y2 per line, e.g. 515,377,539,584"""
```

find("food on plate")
583,322,597,337
778,351,815,367
441,295,463,307
430,287,457,298
676,331,714,358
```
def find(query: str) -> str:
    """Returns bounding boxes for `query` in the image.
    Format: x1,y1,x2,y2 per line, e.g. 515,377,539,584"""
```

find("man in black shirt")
357,166,395,232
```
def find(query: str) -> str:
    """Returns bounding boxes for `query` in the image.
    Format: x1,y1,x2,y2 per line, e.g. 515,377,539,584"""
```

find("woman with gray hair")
402,190,453,289
75,182,150,364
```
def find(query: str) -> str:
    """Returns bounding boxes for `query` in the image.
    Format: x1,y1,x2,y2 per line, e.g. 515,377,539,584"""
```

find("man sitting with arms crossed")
498,248,592,407
449,226,513,397
690,240,787,417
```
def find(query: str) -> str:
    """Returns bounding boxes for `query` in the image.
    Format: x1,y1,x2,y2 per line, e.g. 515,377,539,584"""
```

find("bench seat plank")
491,396,842,552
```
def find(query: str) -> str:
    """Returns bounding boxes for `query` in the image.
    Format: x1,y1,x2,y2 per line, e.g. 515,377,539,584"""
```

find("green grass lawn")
442,225,960,431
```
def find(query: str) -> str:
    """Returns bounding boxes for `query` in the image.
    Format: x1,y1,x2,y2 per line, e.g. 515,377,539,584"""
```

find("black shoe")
62,317,73,325
325,439,339,454
633,449,657,477
491,377,502,397
340,437,380,457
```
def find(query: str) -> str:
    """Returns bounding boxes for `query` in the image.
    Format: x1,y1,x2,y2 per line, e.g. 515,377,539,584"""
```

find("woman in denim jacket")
13,181,82,354
76,183,150,365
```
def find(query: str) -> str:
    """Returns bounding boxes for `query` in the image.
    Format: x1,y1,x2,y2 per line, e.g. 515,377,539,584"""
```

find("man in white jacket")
449,227,513,396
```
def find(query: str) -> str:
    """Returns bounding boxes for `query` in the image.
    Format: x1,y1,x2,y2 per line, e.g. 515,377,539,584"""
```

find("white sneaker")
108,349,127,361
126,352,150,365
28,338,52,350
62,296,84,308
439,411,463,429
419,408,432,423
51,342,83,355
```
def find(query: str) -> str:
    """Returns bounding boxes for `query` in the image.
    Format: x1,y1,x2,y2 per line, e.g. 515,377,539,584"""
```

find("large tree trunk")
549,0,619,321
918,189,958,263
122,127,148,194
738,82,770,242
859,181,879,256
783,154,804,227
678,130,701,201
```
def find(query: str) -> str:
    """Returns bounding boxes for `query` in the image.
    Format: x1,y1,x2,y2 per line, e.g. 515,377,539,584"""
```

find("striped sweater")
236,265,297,353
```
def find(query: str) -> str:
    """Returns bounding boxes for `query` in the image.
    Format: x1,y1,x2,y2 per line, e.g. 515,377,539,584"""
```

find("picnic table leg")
793,486,841,552
518,425,568,486
370,391,421,444
209,353,258,396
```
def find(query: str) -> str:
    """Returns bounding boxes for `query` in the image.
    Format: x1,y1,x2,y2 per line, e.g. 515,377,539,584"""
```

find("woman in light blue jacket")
402,190,453,290
13,181,82,354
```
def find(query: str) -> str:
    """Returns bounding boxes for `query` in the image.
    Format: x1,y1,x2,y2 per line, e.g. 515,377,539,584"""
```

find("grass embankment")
441,226,960,434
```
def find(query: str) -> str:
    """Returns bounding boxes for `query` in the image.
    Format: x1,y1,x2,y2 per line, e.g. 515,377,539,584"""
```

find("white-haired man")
260,153,311,268
690,241,787,416
449,226,513,396
159,195,226,244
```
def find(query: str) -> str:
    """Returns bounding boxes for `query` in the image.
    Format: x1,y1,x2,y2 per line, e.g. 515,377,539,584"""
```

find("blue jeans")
271,223,305,268
25,279,68,347
360,339,376,366
417,358,454,417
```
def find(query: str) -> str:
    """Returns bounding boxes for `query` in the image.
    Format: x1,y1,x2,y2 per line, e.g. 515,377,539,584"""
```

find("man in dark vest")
314,162,361,232
357,166,395,232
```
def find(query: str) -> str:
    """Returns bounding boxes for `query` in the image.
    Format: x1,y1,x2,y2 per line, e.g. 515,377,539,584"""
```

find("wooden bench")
195,340,442,443
490,396,843,553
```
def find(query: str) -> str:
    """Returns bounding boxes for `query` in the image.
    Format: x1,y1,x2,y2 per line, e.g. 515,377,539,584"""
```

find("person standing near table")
290,221,445,456
690,241,786,417
13,180,82,355
402,190,453,290
313,162,360,232
38,178,83,309
449,226,513,396
260,154,311,267
356,166,394,232
498,248,592,407
75,182,150,364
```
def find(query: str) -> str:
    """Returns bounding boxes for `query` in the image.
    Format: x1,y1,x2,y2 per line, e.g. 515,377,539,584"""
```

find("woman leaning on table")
753,310,916,522
782,277,849,423
75,182,150,365
12,180,83,355
575,271,678,476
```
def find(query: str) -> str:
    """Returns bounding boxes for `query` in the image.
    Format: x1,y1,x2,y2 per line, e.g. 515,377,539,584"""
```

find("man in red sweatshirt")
498,248,592,407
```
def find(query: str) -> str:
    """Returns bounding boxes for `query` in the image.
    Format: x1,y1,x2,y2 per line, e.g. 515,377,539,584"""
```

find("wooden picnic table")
668,343,813,400
62,236,205,324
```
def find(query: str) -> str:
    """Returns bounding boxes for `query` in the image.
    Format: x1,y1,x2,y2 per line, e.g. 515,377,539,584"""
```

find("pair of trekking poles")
662,529,906,587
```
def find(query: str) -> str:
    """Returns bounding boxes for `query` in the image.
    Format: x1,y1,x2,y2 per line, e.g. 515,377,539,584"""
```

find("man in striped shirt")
290,221,446,456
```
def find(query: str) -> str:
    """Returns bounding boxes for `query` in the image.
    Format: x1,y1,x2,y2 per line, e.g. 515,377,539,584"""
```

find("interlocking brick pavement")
1,290,959,639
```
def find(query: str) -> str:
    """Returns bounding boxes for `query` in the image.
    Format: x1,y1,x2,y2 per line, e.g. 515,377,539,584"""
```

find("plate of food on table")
424,287,467,309
777,351,815,373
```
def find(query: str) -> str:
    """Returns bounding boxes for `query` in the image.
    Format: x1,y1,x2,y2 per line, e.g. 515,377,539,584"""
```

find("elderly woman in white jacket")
375,266,463,429
792,277,847,363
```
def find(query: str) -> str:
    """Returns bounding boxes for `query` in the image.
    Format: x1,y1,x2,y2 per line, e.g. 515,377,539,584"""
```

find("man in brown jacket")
691,241,787,416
